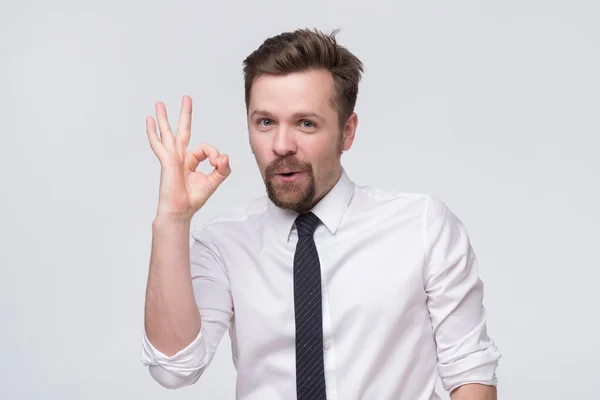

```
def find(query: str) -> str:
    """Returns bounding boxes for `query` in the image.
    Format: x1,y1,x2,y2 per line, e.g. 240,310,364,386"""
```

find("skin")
451,384,497,399
144,96,231,356
143,69,496,399
247,69,358,213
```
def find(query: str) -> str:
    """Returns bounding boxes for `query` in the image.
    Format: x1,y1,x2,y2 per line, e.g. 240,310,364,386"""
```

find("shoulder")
351,182,438,215
349,181,461,229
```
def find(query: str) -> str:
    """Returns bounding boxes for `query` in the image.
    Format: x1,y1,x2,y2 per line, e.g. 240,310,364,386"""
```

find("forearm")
450,384,497,400
144,214,201,357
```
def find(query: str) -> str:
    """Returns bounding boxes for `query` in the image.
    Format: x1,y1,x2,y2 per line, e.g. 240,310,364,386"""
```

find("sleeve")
423,196,501,393
140,228,234,389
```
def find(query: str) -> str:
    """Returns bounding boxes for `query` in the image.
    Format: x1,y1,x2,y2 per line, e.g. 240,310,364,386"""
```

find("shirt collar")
267,168,355,240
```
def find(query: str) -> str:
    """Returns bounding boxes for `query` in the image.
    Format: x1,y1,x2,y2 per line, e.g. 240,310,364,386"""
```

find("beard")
264,156,316,214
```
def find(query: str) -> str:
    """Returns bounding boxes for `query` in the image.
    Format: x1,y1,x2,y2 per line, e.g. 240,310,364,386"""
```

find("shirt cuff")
438,345,502,393
140,329,209,379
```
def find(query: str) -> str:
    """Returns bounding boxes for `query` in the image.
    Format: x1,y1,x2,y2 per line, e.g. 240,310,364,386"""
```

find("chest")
224,217,427,341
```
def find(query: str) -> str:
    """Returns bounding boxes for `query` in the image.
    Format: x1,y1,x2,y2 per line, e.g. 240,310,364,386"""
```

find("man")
141,28,501,400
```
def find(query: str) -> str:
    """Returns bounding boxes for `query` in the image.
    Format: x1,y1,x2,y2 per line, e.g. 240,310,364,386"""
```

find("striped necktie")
293,212,327,399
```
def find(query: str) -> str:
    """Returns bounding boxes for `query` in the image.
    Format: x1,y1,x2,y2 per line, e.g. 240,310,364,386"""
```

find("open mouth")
274,171,303,181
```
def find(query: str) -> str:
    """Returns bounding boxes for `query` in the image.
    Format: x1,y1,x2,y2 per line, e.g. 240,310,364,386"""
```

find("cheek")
318,134,341,157
250,142,278,175
301,136,339,168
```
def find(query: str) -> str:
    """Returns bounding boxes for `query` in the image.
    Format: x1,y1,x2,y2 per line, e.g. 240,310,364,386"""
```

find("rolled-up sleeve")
140,228,234,388
423,196,501,393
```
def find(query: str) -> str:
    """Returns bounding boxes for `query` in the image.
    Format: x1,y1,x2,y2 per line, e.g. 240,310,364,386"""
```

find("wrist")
153,211,193,227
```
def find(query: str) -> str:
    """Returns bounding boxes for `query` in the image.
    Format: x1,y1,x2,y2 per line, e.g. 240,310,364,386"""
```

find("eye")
258,118,273,127
300,120,315,129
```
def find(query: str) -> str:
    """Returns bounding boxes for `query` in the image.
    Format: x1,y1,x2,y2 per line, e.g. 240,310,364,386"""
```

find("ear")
341,112,358,152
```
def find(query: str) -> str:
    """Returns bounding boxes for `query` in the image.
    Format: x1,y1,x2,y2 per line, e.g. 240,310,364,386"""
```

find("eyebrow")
249,110,325,121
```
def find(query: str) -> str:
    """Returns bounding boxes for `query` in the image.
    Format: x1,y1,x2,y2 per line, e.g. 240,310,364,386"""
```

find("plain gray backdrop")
1,0,599,399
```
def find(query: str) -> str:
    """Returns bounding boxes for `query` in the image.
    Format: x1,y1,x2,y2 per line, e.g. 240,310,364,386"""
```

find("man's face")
247,69,357,213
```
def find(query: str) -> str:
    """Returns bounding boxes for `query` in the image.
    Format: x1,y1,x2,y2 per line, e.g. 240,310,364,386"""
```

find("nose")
272,125,297,156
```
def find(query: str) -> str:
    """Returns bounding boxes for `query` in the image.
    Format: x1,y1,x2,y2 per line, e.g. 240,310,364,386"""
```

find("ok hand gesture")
146,95,231,220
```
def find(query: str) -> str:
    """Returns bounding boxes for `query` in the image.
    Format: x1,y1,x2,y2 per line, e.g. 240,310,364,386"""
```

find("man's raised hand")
146,95,231,220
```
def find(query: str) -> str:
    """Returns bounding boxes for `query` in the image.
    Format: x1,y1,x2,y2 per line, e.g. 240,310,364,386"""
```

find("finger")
155,101,175,150
207,154,232,190
176,95,192,154
146,116,166,159
215,154,232,177
186,142,221,171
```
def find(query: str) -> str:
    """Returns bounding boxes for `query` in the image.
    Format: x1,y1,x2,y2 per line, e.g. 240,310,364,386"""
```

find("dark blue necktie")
293,212,327,399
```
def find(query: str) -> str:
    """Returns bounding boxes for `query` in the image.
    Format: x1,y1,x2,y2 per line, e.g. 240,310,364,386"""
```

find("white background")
1,0,599,399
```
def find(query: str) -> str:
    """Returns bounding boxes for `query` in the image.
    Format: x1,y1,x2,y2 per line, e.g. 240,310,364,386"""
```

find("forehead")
248,69,337,117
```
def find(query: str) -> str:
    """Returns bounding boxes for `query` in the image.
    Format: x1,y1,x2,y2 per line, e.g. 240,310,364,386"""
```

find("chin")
268,184,315,213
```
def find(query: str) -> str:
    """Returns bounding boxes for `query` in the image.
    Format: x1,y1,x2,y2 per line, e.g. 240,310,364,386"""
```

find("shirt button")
324,342,331,350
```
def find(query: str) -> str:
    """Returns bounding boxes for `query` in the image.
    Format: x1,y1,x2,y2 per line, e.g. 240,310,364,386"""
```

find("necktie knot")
295,212,321,237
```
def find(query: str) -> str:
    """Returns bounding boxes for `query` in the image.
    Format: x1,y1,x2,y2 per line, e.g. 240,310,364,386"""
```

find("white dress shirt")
141,169,501,399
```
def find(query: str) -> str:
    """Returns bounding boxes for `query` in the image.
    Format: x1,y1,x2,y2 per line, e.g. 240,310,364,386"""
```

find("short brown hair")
242,28,364,128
